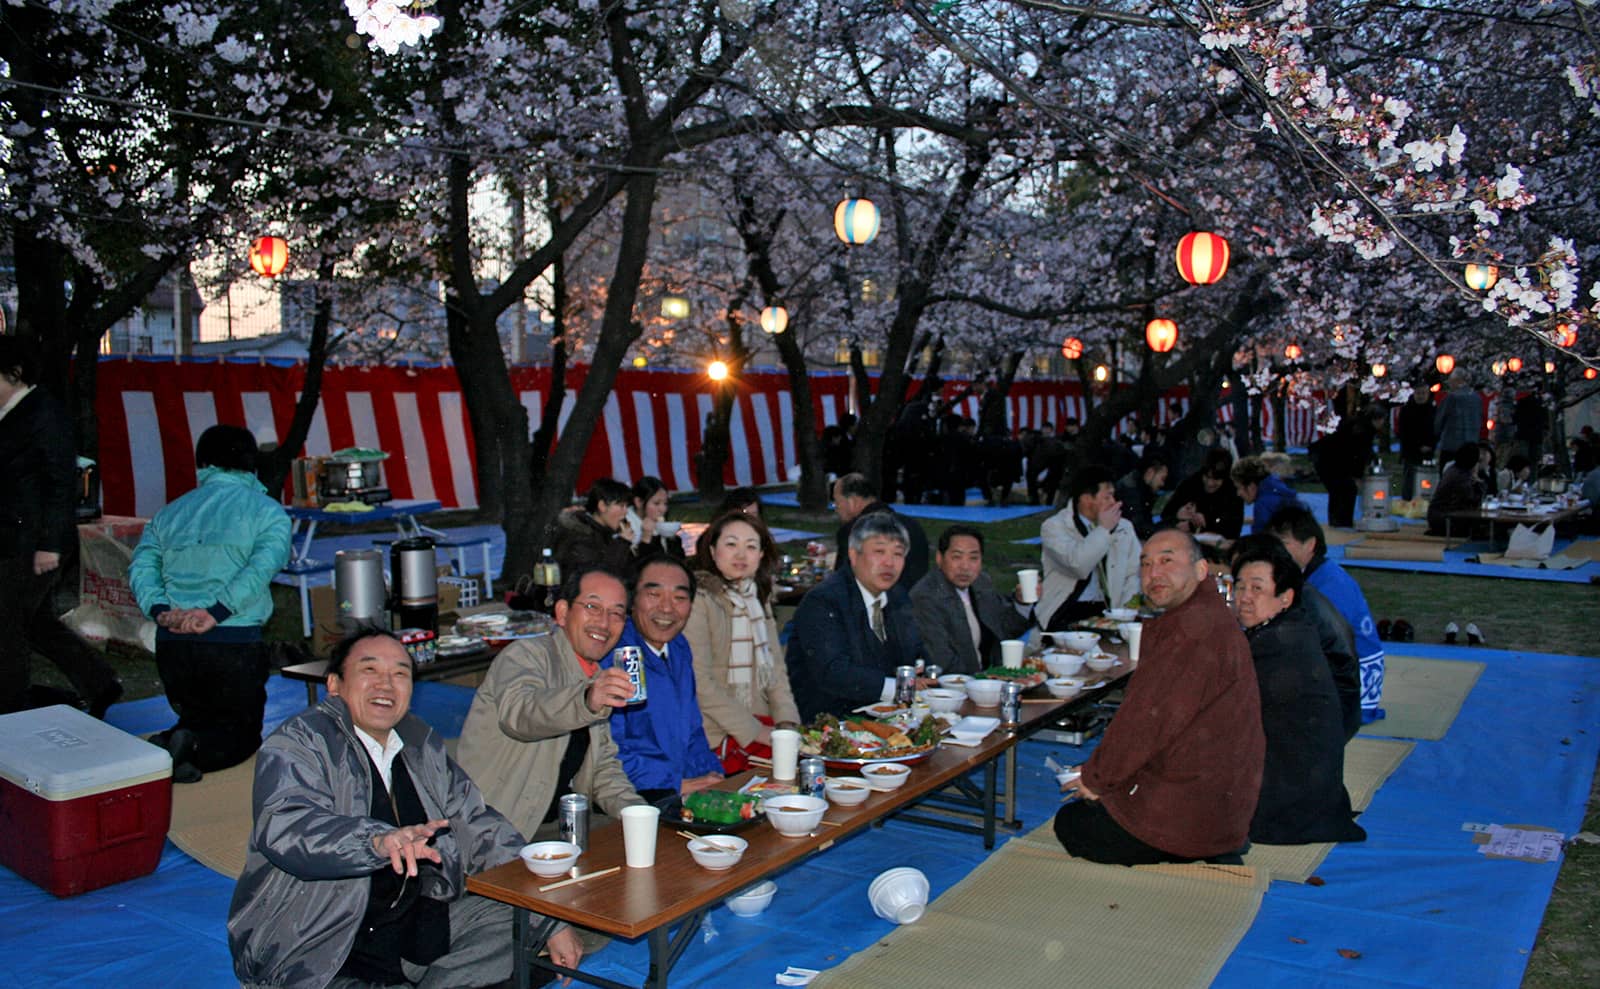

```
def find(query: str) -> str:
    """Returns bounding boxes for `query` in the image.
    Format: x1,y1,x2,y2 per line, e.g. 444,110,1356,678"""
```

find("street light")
707,359,730,382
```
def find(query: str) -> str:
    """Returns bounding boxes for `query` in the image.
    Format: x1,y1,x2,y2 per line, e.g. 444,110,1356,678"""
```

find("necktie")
959,589,982,651
871,598,887,642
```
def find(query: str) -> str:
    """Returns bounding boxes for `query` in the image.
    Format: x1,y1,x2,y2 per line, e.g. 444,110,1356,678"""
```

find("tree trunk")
259,255,338,494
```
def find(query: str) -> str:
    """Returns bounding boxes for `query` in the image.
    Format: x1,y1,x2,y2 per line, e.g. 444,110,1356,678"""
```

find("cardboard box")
0,706,172,897
309,580,466,655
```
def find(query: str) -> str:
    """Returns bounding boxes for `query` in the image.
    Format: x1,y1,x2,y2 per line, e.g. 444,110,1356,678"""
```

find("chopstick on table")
538,865,620,892
677,830,739,851
817,819,842,828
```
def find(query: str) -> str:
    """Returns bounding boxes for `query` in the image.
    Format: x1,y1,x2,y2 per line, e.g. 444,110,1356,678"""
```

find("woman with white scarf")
682,512,802,771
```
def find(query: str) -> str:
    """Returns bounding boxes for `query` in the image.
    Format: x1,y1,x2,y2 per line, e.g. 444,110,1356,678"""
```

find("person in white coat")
1039,465,1141,630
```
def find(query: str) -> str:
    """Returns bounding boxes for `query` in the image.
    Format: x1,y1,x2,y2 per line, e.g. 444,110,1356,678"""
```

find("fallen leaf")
1560,737,1571,746
1337,948,1362,959
1306,875,1327,886
1107,903,1119,910
1288,936,1307,944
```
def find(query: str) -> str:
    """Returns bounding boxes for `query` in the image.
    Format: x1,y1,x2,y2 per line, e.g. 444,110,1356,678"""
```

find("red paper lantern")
1435,353,1455,375
1585,367,1597,380
1146,318,1178,353
1174,231,1230,285
1506,356,1524,373
1283,343,1303,361
1553,323,1578,348
249,236,288,278
1060,336,1084,360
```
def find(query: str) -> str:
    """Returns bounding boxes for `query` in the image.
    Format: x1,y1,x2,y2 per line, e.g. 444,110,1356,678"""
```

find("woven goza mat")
167,754,257,879
1359,655,1485,741
814,823,1266,989
1242,737,1414,883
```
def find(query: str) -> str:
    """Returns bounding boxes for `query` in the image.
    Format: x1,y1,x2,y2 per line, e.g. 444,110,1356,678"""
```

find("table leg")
982,757,998,850
645,911,705,989
293,519,320,565
1003,746,1021,829
514,910,561,989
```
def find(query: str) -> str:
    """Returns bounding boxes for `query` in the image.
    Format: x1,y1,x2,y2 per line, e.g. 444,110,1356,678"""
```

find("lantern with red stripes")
1145,318,1178,353
1174,231,1229,285
1060,336,1084,360
1552,323,1578,348
249,236,288,278
1283,343,1303,361
1435,353,1455,375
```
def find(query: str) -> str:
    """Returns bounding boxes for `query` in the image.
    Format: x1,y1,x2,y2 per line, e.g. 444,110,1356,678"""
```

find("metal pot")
391,537,439,633
320,458,384,499
334,549,388,628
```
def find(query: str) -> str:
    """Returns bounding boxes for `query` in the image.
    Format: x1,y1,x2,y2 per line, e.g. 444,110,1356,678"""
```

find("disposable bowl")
921,688,965,714
686,834,748,871
1046,676,1086,699
862,762,912,791
726,880,777,917
964,678,1004,707
518,841,581,878
761,794,828,836
1043,652,1086,677
868,867,929,925
936,674,972,691
1086,652,1119,673
1104,608,1138,622
1054,631,1100,653
824,776,873,807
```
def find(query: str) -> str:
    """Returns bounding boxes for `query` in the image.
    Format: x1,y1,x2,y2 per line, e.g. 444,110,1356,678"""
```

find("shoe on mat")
1443,621,1459,645
1466,622,1484,646
1392,620,1414,643
1377,619,1392,641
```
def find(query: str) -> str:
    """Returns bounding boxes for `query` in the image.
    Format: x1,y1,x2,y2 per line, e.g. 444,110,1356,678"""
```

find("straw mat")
1322,528,1365,547
167,754,257,879
1560,538,1600,562
1474,552,1587,570
1342,541,1446,562
814,822,1266,989
1359,530,1452,544
1359,656,1484,741
1242,737,1414,883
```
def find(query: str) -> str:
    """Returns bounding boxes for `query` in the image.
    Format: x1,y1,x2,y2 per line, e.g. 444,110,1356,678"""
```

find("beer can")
614,646,648,704
799,756,827,799
924,665,943,684
558,793,589,851
894,665,917,706
999,681,1024,726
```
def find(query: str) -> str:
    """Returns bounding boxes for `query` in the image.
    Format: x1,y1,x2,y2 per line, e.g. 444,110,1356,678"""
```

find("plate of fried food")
800,713,941,770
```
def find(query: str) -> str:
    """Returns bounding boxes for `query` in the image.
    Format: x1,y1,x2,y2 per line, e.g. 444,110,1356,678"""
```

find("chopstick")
817,819,842,828
538,865,620,892
677,830,739,851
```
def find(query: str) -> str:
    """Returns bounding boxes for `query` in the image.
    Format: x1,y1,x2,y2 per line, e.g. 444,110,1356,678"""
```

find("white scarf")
724,577,773,709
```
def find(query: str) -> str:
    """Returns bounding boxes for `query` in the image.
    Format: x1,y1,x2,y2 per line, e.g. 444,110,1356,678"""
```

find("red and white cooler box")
0,705,172,897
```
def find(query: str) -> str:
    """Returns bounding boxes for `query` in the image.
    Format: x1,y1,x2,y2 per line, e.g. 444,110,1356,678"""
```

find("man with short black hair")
1038,465,1141,630
911,525,1032,674
229,629,583,988
831,472,929,588
788,513,926,719
1114,453,1169,540
457,565,646,840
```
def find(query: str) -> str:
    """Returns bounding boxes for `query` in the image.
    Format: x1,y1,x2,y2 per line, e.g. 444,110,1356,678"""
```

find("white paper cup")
1000,639,1025,669
770,728,802,781
1119,622,1143,664
620,805,660,868
1016,569,1040,603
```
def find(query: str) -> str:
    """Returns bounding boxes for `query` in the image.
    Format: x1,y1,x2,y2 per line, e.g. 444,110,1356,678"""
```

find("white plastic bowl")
1043,652,1086,677
964,678,1004,707
824,776,873,806
1086,652,1118,673
726,880,777,917
869,867,930,925
937,673,971,691
518,840,581,878
761,794,828,836
1045,676,1086,698
686,834,748,871
1104,608,1138,622
921,687,965,714
862,762,912,791
1055,631,1100,653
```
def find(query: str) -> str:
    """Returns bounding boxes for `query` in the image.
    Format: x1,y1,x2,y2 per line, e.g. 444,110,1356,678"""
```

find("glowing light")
249,236,288,278
759,306,788,335
1491,360,1507,377
632,356,648,368
833,198,880,245
661,295,690,320
1435,353,1455,375
1283,343,1303,361
1092,364,1110,383
1507,357,1524,372
1370,363,1387,378
1174,232,1230,285
707,360,730,381
1061,336,1084,361
1463,263,1500,291
1145,318,1178,353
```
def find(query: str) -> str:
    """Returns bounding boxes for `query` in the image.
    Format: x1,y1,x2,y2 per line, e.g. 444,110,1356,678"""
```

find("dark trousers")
156,637,269,772
1324,475,1358,527
1053,798,1243,866
0,555,120,714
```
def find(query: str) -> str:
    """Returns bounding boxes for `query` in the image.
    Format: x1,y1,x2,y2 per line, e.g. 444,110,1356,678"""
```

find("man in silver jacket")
228,629,581,988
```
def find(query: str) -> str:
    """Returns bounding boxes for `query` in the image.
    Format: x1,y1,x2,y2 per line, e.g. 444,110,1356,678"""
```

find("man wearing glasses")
458,564,646,841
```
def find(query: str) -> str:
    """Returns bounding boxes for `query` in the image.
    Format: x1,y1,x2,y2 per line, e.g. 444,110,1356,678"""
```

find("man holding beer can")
604,557,724,803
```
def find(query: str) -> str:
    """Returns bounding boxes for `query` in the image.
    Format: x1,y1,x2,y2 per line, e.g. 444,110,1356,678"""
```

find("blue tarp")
764,488,1050,523
3,644,1595,988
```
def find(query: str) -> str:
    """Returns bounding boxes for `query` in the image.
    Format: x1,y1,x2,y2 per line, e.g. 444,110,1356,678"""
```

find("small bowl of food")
518,840,581,878
1054,631,1100,653
761,794,828,836
1104,607,1138,622
1043,652,1086,677
937,673,971,691
824,776,873,807
921,687,965,714
862,762,912,791
1045,676,1086,699
1085,651,1119,673
686,833,748,871
964,678,1004,707
726,880,777,917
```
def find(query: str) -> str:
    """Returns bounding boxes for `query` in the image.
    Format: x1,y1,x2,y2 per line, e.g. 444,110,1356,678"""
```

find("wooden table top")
1447,503,1590,524
466,643,1136,939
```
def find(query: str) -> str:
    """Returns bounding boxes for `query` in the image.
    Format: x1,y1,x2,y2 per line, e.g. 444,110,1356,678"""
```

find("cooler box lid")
0,706,171,801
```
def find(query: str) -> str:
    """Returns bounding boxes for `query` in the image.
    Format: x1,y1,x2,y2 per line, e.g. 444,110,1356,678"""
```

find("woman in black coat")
1232,541,1366,846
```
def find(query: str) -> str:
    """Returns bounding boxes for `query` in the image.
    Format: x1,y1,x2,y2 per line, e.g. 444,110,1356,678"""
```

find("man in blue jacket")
128,425,291,781
787,513,925,720
605,557,724,802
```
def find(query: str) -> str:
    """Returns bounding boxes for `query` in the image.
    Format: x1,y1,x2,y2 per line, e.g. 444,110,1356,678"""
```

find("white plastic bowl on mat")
726,880,777,916
868,867,929,924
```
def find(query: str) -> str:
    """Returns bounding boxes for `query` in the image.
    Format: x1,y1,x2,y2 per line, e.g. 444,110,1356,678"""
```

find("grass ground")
43,489,1598,986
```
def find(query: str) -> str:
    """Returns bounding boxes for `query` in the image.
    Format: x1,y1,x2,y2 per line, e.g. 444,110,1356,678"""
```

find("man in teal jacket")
129,425,291,781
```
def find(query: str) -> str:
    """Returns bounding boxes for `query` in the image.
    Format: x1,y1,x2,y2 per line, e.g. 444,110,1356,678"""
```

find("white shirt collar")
353,724,405,791
0,384,32,423
855,579,886,614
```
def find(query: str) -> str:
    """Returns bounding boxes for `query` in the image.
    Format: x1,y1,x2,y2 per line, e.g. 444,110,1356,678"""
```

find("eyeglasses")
576,599,629,624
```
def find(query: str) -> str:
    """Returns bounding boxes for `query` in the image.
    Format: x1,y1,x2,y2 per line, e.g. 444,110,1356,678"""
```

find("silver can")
558,793,589,851
924,664,943,683
798,756,827,799
894,665,917,706
999,681,1024,726
614,646,648,704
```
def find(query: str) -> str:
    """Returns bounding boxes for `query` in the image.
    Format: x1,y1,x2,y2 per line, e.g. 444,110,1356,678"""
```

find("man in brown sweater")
1054,529,1264,864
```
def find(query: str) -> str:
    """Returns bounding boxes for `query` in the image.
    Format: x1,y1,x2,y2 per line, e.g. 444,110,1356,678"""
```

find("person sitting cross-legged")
228,629,584,989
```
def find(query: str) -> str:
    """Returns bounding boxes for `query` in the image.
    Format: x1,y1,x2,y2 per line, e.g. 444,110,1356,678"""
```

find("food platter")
821,746,938,772
653,793,766,836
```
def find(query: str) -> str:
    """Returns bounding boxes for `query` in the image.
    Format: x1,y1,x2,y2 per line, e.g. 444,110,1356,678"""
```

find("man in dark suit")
831,472,929,589
0,336,122,716
788,512,925,721
910,525,1033,675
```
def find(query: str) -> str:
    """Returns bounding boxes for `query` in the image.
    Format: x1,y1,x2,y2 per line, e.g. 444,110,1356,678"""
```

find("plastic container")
0,706,172,897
